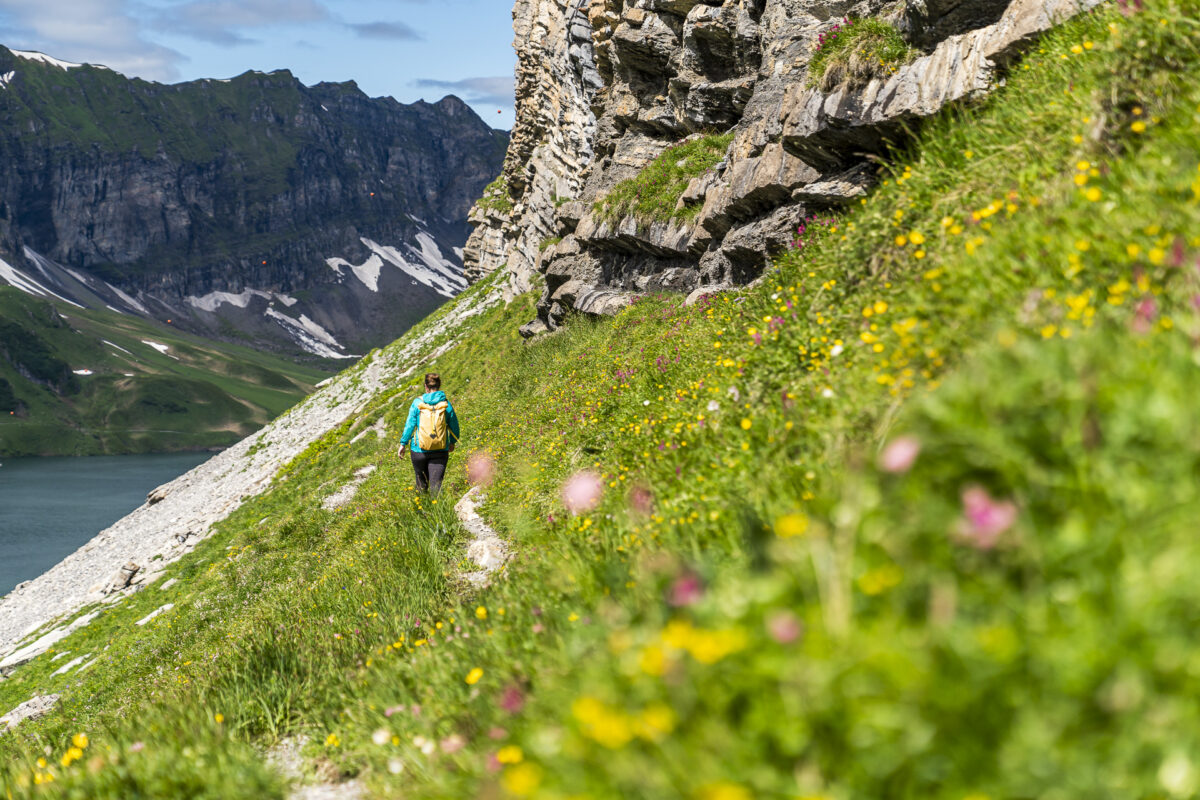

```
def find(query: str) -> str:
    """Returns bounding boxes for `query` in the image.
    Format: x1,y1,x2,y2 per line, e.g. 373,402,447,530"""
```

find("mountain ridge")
0,44,508,358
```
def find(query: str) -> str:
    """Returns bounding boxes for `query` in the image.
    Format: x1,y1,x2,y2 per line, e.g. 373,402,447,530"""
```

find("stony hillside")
1,0,1199,797
0,47,508,358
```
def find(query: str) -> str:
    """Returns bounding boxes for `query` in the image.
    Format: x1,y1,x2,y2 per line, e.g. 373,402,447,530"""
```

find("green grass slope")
2,2,1200,797
0,288,328,456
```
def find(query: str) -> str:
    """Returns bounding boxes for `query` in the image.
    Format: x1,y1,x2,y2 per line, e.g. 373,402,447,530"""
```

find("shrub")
476,174,514,214
808,17,916,91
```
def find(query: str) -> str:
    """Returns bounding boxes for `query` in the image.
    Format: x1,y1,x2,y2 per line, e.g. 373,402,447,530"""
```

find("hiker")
398,373,461,494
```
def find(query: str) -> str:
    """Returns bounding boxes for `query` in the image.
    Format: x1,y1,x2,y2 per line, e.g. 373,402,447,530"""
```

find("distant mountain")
0,46,509,359
0,287,326,457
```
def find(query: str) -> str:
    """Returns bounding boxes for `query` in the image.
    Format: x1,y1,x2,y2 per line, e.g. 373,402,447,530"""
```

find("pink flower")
129,741,146,753
488,727,508,740
466,452,497,486
879,435,921,473
532,622,545,634
629,485,655,516
766,611,803,644
500,685,526,714
958,486,1018,549
562,470,604,514
440,734,466,754
668,573,704,607
1132,297,1158,334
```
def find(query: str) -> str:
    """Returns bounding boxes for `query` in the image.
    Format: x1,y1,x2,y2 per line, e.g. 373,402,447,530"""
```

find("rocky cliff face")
467,0,1101,334
0,48,509,357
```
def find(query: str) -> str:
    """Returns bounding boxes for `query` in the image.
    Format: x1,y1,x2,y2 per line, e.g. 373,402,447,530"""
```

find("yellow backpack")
417,400,449,450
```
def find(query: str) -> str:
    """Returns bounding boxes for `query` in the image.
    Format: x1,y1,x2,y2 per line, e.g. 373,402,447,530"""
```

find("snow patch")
0,71,14,89
187,288,271,313
10,50,84,70
103,340,134,356
105,283,149,314
142,340,170,355
326,232,467,299
264,308,357,360
72,370,94,376
0,254,84,307
275,294,298,307
326,254,384,292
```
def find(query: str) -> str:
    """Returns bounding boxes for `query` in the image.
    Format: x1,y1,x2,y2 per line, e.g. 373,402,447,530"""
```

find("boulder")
1,695,60,731
102,561,140,595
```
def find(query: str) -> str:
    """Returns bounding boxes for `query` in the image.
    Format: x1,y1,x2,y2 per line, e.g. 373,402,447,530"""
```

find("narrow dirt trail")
277,483,510,799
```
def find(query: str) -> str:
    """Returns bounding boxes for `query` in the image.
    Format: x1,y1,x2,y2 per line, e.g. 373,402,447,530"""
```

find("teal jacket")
400,391,461,453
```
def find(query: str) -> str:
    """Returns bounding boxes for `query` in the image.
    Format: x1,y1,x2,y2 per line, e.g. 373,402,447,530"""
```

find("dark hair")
424,373,441,391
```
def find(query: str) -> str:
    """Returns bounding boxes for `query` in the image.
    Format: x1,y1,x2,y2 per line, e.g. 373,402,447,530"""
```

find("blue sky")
0,0,517,128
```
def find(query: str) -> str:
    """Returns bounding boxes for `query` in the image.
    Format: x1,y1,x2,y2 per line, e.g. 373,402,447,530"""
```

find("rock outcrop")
468,0,1103,333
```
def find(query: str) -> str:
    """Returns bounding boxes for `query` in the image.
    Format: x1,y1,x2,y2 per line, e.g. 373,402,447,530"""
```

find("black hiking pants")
410,451,449,495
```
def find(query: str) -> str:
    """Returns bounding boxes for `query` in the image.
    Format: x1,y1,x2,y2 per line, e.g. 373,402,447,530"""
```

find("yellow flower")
1085,187,1102,202
873,300,889,314
914,250,926,259
894,234,908,247
496,745,524,764
325,733,340,748
214,714,224,724
501,763,543,796
964,150,974,159
573,697,634,748
639,645,667,676
774,513,809,538
466,667,484,685
1075,160,1090,171
71,733,89,750
476,606,488,620
740,418,752,430
697,781,752,800
635,704,676,741
908,231,925,245
1131,120,1146,133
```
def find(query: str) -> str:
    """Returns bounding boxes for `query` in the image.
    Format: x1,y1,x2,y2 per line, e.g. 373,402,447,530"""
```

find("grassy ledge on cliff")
2,2,1200,797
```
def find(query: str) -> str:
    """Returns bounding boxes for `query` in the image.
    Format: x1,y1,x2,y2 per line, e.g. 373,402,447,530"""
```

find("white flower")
413,735,436,756
707,400,720,412
388,758,406,775
372,728,391,746
829,344,844,357
821,388,835,398
727,386,741,401
643,400,651,406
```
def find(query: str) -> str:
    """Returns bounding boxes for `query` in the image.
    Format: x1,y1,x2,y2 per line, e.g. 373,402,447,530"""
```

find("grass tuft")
595,133,734,223
808,17,916,90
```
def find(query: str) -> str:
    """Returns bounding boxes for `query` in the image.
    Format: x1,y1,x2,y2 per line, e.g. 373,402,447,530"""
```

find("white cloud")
148,0,330,45
0,0,183,80
347,21,420,41
414,75,514,107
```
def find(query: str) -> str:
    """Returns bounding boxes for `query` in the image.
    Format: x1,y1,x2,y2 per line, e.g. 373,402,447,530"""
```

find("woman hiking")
397,373,461,495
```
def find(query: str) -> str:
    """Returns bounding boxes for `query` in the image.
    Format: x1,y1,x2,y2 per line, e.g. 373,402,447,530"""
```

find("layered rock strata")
467,0,1103,335
463,0,603,297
